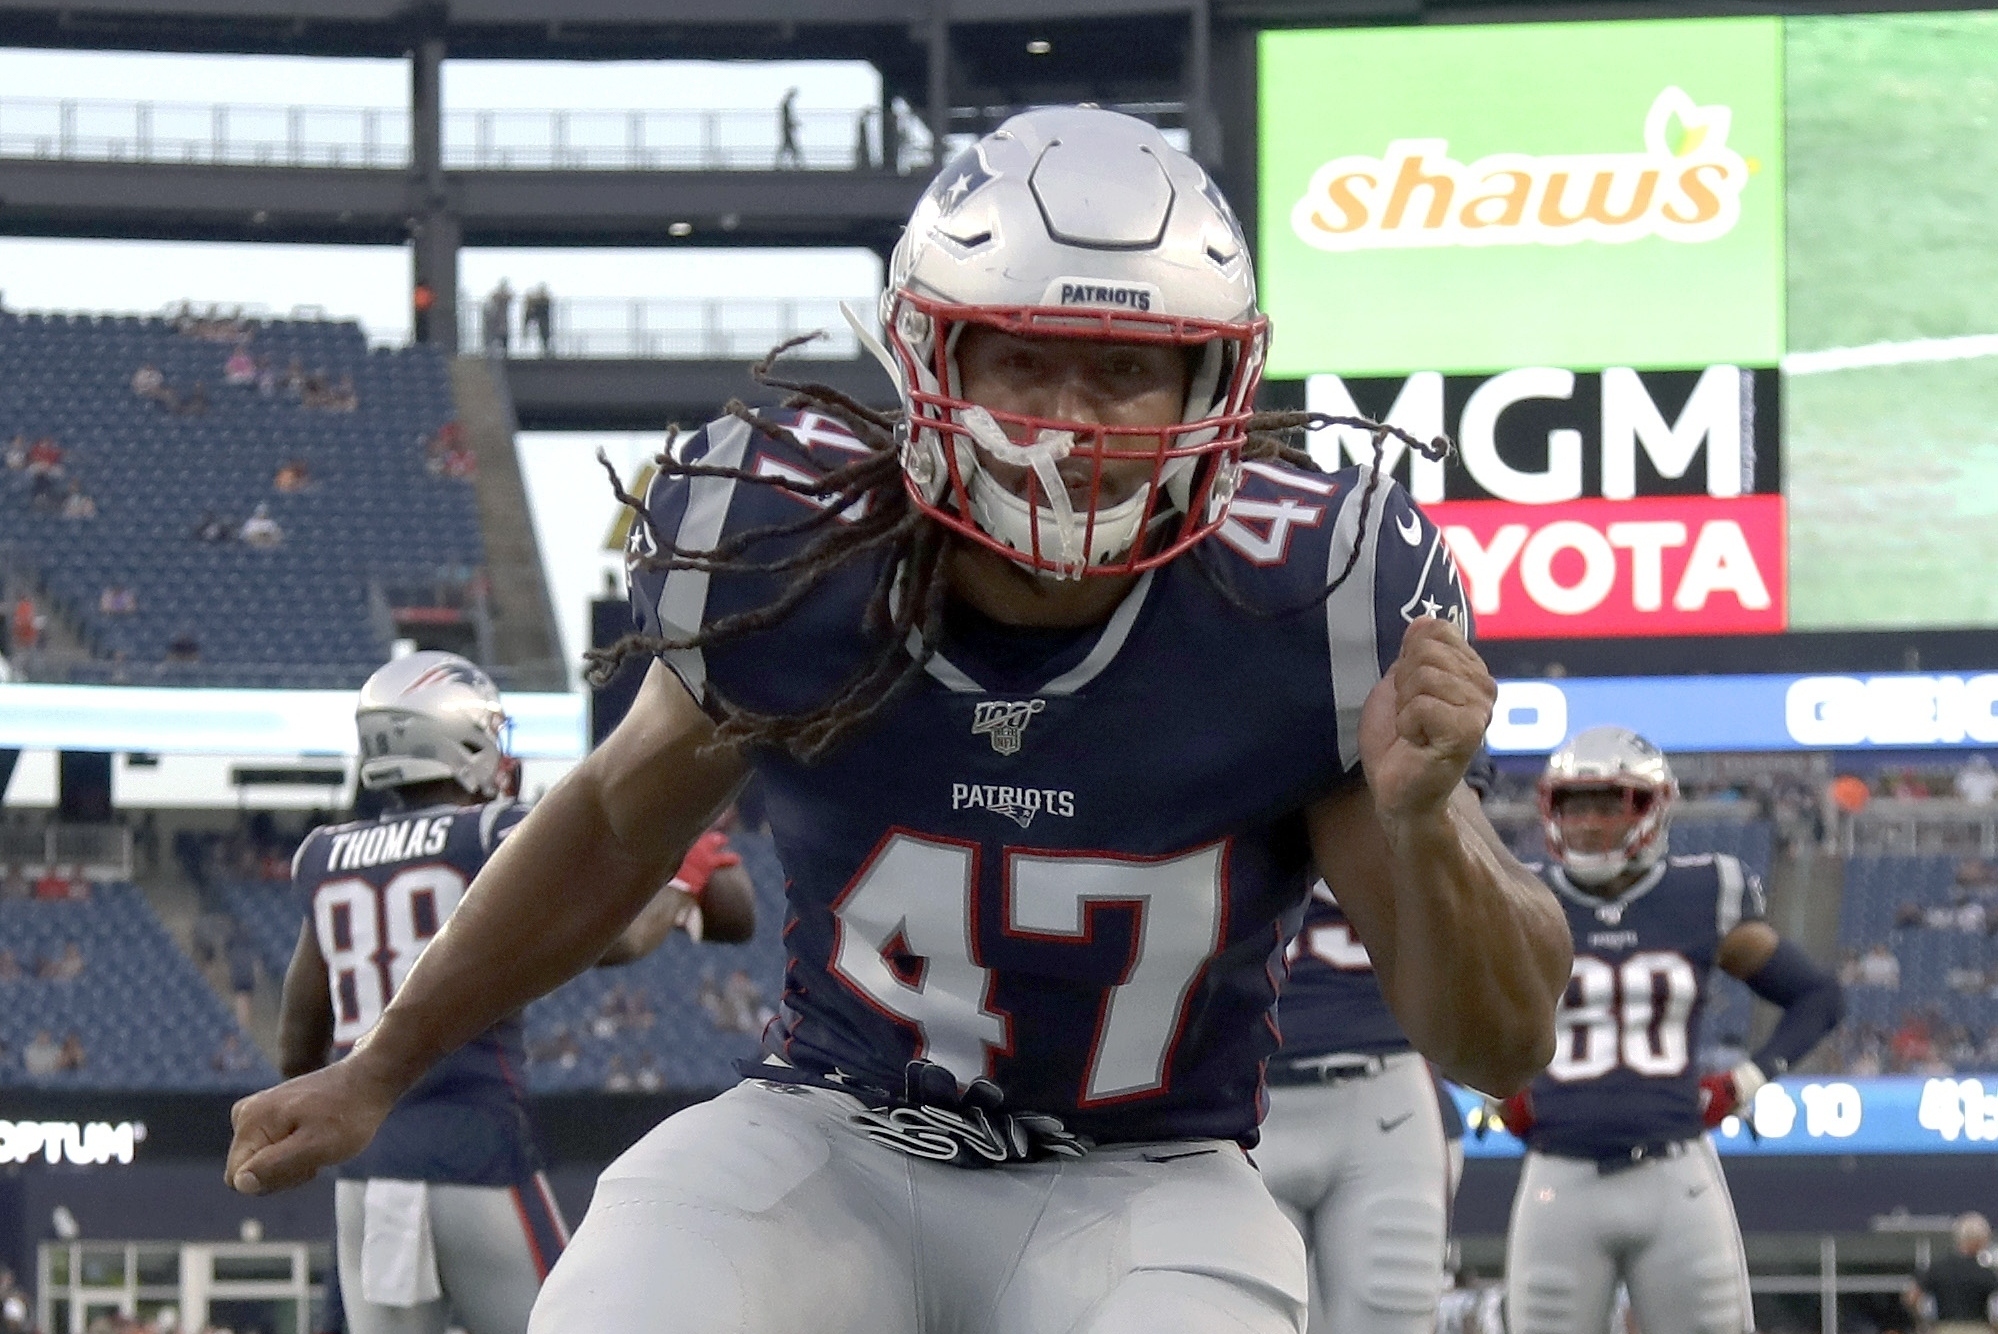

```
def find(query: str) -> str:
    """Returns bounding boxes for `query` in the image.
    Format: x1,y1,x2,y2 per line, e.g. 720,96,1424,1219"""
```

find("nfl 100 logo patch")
971,699,1046,755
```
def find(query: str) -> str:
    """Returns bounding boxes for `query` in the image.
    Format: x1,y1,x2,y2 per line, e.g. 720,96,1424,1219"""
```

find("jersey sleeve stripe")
478,799,511,857
1324,468,1390,771
652,415,754,699
1715,854,1748,936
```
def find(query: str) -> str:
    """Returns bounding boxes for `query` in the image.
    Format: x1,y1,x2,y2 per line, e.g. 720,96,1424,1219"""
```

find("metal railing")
1837,799,1998,856
461,296,873,361
0,823,134,878
0,97,937,173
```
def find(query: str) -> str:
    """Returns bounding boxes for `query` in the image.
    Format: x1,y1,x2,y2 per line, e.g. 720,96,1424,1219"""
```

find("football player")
1497,727,1843,1334
1259,753,1496,1334
277,652,754,1334
228,107,1572,1334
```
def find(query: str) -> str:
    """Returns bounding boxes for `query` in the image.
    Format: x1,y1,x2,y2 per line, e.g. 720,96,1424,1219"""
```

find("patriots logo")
927,146,995,216
1396,509,1469,632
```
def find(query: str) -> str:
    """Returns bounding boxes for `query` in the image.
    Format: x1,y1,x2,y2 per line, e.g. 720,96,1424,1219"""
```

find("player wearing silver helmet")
278,653,752,1334
1496,726,1842,1334
229,109,1570,1334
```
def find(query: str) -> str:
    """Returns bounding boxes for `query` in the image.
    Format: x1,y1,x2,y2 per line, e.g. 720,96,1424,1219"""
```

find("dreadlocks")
586,342,1451,764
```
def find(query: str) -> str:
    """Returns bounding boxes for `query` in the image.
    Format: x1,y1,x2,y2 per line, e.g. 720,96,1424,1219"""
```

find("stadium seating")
1836,854,1998,1060
0,311,481,687
0,883,276,1090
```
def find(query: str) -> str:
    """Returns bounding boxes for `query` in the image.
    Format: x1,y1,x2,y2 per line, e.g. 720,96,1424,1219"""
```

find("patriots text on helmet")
1290,88,1750,253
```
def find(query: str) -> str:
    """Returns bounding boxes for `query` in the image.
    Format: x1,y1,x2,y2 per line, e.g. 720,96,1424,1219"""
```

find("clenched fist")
225,1056,400,1195
1359,616,1495,822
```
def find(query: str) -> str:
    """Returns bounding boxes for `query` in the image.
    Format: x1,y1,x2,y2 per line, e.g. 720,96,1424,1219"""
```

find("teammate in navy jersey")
1258,753,1494,1334
276,652,755,1334
228,107,1571,1334
1497,728,1842,1334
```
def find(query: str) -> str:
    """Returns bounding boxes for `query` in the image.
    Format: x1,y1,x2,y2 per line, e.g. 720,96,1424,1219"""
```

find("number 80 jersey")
1523,853,1764,1159
291,798,540,1184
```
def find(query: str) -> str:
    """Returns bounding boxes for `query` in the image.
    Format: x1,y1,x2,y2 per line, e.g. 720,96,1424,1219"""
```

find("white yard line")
1782,332,1998,375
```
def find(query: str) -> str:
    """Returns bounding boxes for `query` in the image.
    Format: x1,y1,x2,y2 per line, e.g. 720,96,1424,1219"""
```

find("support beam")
411,37,459,354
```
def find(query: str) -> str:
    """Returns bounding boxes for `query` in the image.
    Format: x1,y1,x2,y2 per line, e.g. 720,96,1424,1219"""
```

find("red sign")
1427,494,1786,640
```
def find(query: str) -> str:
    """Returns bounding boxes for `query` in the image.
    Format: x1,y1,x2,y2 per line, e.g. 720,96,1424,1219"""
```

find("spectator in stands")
39,941,85,982
1959,756,1998,806
174,380,210,417
1856,944,1901,989
60,480,98,520
99,584,139,616
131,363,167,401
0,1266,28,1334
211,1033,257,1074
523,283,553,354
329,373,359,412
224,343,258,386
193,510,232,543
273,459,311,493
10,597,40,668
281,356,307,399
226,922,259,1032
239,503,283,549
256,358,280,398
0,869,24,902
22,1029,60,1078
167,629,200,662
443,436,477,479
483,279,514,353
0,947,20,980
634,1053,665,1093
413,280,436,343
32,865,80,900
3,434,26,475
603,1055,636,1092
1906,1212,1998,1334
58,1031,85,1072
776,87,804,167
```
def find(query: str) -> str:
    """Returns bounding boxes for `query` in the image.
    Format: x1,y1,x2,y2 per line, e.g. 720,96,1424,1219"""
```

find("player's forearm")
277,924,334,1080
352,765,688,1096
1376,793,1569,1095
276,983,333,1080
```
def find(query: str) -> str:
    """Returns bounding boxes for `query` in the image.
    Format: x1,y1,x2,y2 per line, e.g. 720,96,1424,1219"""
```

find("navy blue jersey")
626,409,1469,1146
1278,879,1412,1060
292,798,541,1184
1524,852,1764,1159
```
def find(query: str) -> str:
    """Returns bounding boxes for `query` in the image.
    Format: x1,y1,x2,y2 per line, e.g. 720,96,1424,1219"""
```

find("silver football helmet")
870,106,1268,579
1538,726,1678,886
355,651,509,799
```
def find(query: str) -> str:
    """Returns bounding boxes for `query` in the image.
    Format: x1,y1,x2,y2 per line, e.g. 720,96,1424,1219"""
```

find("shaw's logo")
1290,88,1749,253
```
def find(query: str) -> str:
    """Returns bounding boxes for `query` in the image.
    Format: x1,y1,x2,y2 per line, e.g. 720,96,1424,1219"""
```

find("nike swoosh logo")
1688,1183,1709,1198
1396,512,1422,545
1378,1113,1414,1133
1143,1148,1219,1164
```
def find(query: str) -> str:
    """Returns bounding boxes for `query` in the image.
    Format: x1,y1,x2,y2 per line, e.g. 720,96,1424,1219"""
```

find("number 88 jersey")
1523,853,1764,1158
291,797,540,1184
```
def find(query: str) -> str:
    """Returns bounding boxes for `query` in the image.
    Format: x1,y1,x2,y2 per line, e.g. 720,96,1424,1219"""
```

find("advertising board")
1261,13,1998,637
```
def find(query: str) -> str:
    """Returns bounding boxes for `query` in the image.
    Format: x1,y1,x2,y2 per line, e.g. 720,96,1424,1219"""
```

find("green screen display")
1259,19,1785,379
1258,12,1998,635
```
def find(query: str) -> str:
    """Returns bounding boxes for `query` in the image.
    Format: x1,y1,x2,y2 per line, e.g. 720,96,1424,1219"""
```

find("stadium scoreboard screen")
1455,1076,1998,1158
1259,13,1998,642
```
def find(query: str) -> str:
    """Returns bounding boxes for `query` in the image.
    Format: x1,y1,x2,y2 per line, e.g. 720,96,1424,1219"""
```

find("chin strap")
959,406,1086,576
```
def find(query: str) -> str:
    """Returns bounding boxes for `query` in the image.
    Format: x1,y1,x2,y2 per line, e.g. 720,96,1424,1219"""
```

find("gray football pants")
529,1079,1308,1334
335,1177,567,1334
1505,1140,1753,1334
1254,1054,1453,1334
